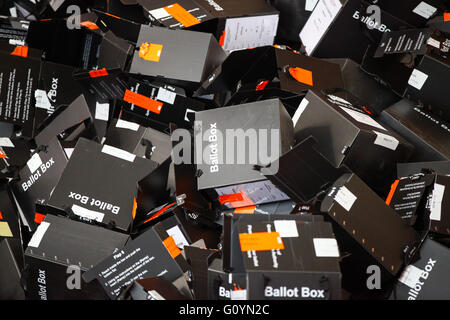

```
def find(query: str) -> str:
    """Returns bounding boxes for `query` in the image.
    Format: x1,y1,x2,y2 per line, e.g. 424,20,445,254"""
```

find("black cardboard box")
193,99,294,208
83,223,188,299
379,99,450,162
128,25,227,93
392,238,450,300
24,214,129,300
137,0,279,51
320,173,420,295
237,219,341,300
294,90,414,196
47,138,159,232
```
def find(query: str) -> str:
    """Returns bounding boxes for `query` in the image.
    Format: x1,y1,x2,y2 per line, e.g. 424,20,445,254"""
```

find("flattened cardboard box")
237,219,341,300
24,214,129,300
379,99,450,162
138,0,279,51
83,223,188,299
47,138,159,232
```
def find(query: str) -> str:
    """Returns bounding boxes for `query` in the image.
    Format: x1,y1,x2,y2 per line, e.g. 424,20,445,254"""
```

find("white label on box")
102,145,136,162
147,290,165,300
412,2,437,19
292,98,309,126
149,7,171,20
9,39,25,46
0,221,13,237
49,0,65,11
408,69,429,90
0,138,14,148
305,0,319,11
9,7,17,17
35,89,53,110
95,102,109,121
313,238,340,257
116,119,139,131
64,148,74,159
72,204,104,223
334,186,357,212
340,107,387,131
167,225,189,249
373,131,399,151
27,153,42,173
398,265,423,289
274,220,299,238
28,221,50,248
156,87,176,105
223,14,279,51
430,183,445,221
231,289,247,300
300,0,342,55
427,38,441,49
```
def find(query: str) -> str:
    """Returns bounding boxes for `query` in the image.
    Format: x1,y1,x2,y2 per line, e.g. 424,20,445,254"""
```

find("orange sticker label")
219,193,244,204
163,236,182,259
164,3,201,27
10,46,28,58
239,232,284,252
256,80,269,91
139,43,163,62
385,179,400,206
132,198,137,220
0,149,7,159
80,21,99,30
123,89,163,114
34,213,46,224
0,211,3,220
89,68,108,78
219,30,226,47
289,67,313,86
444,13,450,21
234,205,256,214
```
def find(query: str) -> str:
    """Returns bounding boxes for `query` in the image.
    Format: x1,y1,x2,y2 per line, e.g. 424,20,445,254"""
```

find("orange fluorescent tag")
80,21,99,30
34,213,46,224
89,68,108,78
256,80,269,91
219,30,226,47
163,236,181,259
219,193,244,205
164,3,200,27
234,206,256,214
444,13,450,21
0,211,3,220
239,232,284,252
385,179,400,206
123,89,163,114
139,42,163,62
289,67,313,86
132,198,137,220
11,46,28,58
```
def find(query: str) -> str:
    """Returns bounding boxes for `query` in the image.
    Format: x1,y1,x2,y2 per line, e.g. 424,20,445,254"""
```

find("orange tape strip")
385,179,400,206
132,198,137,220
289,67,313,86
10,46,28,58
123,89,163,114
89,68,108,78
234,206,256,214
163,236,182,259
34,213,46,224
239,232,284,252
164,3,201,27
80,21,99,30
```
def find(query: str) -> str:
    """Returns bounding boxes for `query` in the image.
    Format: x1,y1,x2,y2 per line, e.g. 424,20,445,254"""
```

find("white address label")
412,2,437,19
313,238,340,257
72,204,105,223
408,69,429,90
28,221,50,248
101,145,136,162
373,131,399,151
334,186,357,212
